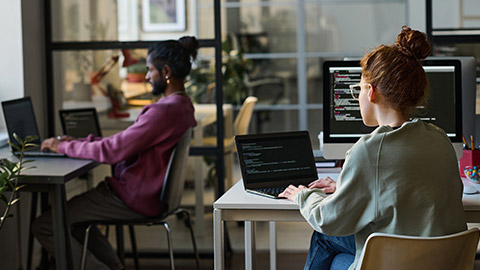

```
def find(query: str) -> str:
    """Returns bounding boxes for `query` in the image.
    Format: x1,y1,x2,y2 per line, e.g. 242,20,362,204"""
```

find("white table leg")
245,221,256,270
213,209,224,270
193,125,205,235
269,221,277,270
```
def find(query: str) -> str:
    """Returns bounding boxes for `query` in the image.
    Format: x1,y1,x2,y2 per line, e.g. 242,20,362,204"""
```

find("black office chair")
77,128,200,270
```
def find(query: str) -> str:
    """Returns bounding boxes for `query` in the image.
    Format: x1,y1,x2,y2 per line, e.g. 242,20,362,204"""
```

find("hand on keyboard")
278,185,307,202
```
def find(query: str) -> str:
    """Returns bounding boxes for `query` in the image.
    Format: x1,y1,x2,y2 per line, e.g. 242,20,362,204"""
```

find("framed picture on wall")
142,0,186,32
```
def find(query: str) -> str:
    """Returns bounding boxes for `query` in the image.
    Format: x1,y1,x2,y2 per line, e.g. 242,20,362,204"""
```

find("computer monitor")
59,108,102,138
322,59,464,160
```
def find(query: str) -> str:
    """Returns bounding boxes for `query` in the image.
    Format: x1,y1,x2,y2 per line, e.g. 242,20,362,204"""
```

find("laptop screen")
235,131,317,187
1,97,41,148
59,108,102,138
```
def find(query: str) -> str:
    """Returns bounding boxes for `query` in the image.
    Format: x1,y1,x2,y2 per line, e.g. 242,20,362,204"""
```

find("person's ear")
368,85,376,103
162,65,172,78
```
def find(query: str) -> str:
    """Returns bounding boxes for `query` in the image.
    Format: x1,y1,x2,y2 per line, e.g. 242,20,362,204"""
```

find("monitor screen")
59,108,102,138
322,59,463,159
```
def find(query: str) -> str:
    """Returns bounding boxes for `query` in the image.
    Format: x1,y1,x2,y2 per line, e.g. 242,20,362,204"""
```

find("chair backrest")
356,227,480,270
160,127,192,214
234,96,258,135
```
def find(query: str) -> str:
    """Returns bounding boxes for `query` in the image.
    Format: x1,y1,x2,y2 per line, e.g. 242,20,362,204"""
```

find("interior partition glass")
305,1,407,54
52,48,217,136
432,0,480,29
305,0,407,148
251,109,299,134
52,0,201,42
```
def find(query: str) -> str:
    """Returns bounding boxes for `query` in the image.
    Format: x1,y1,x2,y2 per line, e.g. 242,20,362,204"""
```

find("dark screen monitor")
59,108,102,138
322,59,463,160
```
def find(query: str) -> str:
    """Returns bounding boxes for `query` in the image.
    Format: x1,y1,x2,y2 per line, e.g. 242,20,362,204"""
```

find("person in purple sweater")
33,36,199,270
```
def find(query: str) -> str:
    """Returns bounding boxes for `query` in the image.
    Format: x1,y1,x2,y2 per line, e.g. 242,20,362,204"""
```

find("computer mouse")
463,185,477,194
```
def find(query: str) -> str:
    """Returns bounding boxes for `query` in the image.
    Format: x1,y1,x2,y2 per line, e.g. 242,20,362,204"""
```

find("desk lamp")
89,50,142,118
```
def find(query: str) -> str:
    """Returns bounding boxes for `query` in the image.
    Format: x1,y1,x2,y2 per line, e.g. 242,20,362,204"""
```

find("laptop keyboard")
251,186,288,198
19,151,66,157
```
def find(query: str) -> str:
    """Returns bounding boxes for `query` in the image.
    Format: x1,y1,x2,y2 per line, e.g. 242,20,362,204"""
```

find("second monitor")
322,59,463,160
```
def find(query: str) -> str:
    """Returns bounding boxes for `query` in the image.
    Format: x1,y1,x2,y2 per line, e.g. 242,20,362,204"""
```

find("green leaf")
9,198,19,206
13,133,23,145
25,143,38,148
9,142,21,152
25,135,38,142
15,185,25,191
2,159,16,168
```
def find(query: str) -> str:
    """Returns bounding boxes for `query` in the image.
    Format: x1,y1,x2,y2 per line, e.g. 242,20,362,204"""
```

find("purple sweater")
58,95,196,216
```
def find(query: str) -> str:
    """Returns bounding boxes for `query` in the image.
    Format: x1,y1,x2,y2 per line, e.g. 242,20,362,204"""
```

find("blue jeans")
304,231,356,270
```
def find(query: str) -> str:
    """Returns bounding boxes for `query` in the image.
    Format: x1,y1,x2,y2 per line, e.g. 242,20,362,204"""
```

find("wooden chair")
356,227,480,270
78,128,199,270
201,96,258,188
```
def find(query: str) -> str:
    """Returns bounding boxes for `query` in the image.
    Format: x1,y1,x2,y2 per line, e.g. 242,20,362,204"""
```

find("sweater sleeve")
57,103,180,164
294,135,380,236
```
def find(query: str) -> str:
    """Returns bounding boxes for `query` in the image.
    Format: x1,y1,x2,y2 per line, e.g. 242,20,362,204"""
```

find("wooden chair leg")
225,152,234,189
128,225,140,270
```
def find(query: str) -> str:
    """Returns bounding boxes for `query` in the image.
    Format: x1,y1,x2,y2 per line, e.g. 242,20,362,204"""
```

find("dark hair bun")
179,36,200,61
395,25,431,60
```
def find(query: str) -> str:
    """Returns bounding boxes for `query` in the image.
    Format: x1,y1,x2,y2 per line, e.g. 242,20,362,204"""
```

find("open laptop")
235,131,318,199
1,97,65,157
59,108,102,138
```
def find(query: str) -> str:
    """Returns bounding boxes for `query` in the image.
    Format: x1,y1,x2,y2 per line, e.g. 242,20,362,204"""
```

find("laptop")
235,131,318,199
59,108,102,138
1,97,65,157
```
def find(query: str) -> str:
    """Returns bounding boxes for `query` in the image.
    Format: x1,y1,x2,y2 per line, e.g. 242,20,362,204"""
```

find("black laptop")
1,97,65,157
235,131,318,199
59,108,102,138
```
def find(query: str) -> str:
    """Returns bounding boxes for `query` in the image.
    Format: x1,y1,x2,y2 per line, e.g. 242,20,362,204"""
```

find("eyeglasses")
349,83,370,100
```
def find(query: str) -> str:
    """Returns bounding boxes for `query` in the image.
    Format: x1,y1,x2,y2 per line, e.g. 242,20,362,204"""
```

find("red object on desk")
459,150,480,177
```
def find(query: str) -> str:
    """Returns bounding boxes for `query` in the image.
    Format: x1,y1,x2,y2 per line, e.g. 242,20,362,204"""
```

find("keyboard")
247,186,288,199
17,151,66,157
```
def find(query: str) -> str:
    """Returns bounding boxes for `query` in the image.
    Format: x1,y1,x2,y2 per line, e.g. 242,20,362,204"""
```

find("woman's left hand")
279,184,307,202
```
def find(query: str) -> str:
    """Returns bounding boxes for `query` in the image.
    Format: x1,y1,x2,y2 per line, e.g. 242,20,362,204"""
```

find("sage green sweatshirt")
295,119,467,270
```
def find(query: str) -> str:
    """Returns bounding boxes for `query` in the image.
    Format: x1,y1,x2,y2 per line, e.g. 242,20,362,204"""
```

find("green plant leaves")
0,133,36,229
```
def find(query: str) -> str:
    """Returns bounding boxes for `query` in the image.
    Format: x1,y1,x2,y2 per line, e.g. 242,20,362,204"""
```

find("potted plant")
0,134,36,229
126,60,147,83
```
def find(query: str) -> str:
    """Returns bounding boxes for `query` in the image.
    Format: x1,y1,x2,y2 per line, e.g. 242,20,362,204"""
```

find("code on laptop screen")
236,132,317,183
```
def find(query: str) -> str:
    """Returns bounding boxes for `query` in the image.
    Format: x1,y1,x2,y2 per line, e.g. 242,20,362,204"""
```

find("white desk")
214,177,480,270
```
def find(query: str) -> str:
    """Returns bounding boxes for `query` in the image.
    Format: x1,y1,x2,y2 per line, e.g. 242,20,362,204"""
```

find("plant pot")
127,73,146,83
72,82,92,101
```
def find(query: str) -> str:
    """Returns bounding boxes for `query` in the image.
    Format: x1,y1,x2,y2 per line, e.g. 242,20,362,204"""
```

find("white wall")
0,0,24,129
0,1,25,268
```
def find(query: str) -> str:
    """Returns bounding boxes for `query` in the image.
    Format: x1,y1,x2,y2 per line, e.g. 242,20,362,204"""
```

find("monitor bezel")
322,59,463,145
58,107,103,138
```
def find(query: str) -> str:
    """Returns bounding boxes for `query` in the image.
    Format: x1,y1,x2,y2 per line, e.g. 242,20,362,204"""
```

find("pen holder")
459,150,480,177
